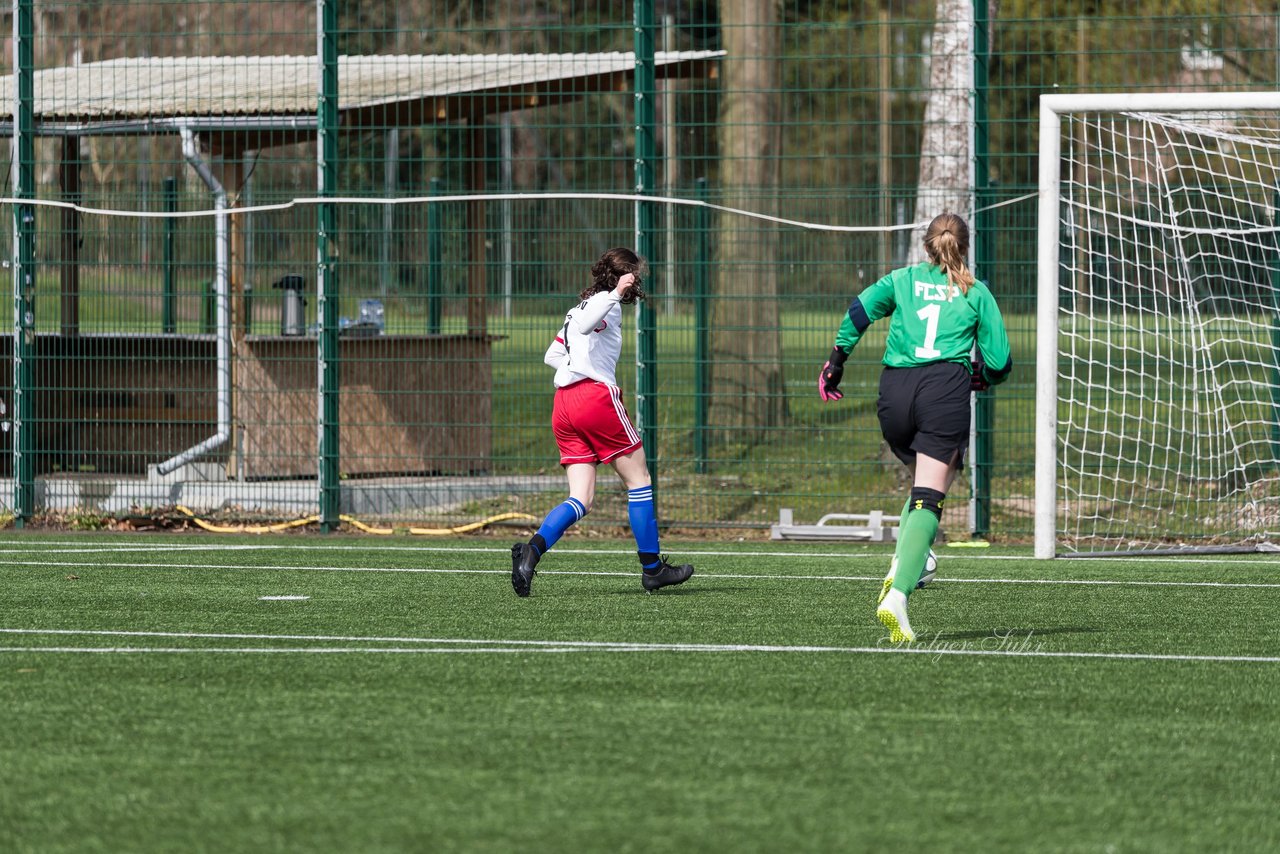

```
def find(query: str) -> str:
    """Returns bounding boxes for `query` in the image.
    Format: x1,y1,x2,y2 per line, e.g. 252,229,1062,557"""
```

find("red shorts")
552,380,643,465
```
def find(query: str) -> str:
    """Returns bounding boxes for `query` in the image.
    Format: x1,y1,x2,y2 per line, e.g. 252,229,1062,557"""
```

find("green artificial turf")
1,533,1277,853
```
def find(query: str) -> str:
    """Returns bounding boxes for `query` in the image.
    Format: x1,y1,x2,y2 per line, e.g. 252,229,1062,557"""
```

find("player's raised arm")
570,272,640,335
613,272,637,300
571,288,622,334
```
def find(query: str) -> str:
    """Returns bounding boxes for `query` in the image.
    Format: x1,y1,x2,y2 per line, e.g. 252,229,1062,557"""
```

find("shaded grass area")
1,533,1278,852
487,310,1042,532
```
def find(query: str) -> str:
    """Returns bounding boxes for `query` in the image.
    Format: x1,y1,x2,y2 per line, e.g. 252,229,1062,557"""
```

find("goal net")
1036,93,1280,557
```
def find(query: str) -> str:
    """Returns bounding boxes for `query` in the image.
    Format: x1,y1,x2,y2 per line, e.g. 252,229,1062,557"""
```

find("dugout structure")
0,51,719,496
1036,92,1280,557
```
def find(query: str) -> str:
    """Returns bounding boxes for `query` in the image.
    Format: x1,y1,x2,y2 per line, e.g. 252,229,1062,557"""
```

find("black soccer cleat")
641,557,694,592
511,542,540,597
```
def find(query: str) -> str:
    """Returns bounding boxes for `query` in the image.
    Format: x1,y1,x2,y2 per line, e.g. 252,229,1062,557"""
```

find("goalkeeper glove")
819,347,848,402
969,359,990,392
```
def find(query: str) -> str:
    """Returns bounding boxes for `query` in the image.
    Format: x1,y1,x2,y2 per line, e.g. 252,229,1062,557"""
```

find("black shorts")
877,362,971,467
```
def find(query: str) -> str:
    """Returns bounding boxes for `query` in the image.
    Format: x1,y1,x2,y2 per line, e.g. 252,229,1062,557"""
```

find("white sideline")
2,557,1279,589
0,646,573,655
0,540,1276,567
0,629,1277,664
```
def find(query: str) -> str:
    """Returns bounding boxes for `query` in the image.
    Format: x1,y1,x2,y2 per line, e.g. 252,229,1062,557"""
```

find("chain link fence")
0,0,1274,537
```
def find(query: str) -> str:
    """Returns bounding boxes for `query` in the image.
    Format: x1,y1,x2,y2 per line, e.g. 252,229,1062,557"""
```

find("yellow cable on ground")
175,505,319,534
409,512,537,536
173,505,534,537
338,515,395,535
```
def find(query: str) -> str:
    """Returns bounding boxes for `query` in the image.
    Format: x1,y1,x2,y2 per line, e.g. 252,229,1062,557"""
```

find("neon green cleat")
878,557,898,605
876,588,915,643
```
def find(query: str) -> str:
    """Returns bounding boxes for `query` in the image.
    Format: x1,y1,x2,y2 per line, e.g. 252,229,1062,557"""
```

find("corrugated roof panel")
0,51,720,123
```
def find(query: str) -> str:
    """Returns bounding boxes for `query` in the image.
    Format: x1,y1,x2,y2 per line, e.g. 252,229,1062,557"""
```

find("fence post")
162,177,177,334
634,0,658,485
694,177,710,473
202,280,215,334
316,0,341,530
427,177,443,335
12,0,36,525
59,136,80,338
972,0,994,538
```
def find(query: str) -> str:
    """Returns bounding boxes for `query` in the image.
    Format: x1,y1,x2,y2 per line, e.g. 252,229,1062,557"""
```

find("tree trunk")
710,0,787,441
910,0,975,263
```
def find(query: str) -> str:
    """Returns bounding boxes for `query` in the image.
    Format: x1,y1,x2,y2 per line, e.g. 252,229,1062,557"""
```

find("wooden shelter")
0,51,721,478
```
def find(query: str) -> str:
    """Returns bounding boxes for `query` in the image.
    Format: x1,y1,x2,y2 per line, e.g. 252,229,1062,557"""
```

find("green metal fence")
0,0,1276,537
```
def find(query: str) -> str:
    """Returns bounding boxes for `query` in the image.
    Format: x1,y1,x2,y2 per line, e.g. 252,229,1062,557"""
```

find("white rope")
0,189,1037,232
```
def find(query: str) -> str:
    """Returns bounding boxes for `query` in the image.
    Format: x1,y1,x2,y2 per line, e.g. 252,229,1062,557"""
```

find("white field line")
2,557,1279,589
0,646,576,655
0,628,1276,664
0,543,888,558
0,540,1277,567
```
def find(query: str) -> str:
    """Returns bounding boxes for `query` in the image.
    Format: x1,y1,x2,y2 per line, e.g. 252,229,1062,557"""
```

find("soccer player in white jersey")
818,214,1012,641
511,248,694,597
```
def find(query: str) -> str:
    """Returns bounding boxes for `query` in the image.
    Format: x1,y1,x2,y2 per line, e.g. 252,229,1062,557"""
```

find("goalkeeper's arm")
819,290,882,402
818,345,849,402
974,289,1013,388
970,354,1012,391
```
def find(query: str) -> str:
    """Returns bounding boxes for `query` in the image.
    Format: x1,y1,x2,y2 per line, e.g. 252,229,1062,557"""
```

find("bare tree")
710,0,787,441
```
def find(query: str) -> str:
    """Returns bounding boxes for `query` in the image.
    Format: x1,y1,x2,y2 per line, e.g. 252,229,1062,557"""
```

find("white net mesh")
1058,109,1280,552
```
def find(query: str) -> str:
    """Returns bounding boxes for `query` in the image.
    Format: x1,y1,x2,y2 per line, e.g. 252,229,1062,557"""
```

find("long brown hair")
581,247,647,304
923,213,976,295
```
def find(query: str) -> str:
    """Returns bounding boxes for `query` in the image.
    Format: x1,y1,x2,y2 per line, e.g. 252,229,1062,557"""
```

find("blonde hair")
923,213,976,295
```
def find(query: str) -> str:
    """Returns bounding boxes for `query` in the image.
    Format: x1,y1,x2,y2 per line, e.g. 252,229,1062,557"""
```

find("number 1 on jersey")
915,303,942,359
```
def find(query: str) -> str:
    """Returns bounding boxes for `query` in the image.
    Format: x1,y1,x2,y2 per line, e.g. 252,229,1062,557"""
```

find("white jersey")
544,290,624,387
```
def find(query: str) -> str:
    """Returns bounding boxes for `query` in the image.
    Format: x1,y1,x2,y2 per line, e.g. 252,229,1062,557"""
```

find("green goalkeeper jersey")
834,262,1012,383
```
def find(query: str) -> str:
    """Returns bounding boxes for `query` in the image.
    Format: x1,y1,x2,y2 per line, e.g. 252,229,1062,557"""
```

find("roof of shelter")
0,51,722,134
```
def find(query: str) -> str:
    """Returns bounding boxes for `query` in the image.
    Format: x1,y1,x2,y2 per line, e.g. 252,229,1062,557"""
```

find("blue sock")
628,486,660,568
534,497,586,553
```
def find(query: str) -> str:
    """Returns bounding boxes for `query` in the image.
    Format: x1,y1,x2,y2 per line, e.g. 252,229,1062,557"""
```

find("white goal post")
1036,92,1280,557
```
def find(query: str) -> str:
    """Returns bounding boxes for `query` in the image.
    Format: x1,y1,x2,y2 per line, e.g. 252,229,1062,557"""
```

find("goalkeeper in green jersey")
818,213,1012,642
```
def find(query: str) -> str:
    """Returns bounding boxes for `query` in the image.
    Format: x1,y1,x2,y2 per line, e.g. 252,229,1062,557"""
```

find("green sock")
892,507,939,596
891,498,911,568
